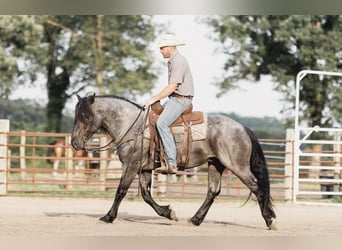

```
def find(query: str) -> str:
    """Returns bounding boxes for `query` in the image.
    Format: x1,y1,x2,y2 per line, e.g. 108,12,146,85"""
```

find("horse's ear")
77,94,82,101
88,93,95,104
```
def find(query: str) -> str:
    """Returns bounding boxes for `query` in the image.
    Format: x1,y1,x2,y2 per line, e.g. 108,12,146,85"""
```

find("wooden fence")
0,119,294,201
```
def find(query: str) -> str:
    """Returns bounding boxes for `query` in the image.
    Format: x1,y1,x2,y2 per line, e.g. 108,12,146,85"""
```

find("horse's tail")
244,126,276,221
46,140,56,164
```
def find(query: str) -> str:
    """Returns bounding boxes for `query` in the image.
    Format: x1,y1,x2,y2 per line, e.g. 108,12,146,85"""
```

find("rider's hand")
145,98,156,108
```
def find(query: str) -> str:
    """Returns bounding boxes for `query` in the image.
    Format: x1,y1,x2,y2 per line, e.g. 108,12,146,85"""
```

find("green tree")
0,16,43,98
0,98,46,131
0,15,159,132
215,112,286,139
206,15,342,130
41,15,159,132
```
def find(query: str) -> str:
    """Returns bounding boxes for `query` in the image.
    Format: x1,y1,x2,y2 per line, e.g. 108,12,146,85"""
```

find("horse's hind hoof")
170,210,178,221
99,214,114,224
268,218,278,230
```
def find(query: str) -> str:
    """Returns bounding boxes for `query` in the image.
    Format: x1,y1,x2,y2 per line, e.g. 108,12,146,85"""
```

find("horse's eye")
81,113,92,122
80,112,87,121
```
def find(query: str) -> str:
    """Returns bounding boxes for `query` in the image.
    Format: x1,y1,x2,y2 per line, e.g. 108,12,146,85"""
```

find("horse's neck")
96,97,142,139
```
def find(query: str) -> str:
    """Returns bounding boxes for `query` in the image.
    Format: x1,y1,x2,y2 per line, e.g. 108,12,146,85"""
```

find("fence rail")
4,121,341,204
0,123,296,201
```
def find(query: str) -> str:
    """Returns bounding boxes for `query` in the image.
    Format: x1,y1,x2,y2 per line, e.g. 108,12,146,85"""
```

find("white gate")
294,70,342,205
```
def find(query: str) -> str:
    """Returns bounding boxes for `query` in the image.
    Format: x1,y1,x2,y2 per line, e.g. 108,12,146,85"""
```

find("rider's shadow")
118,211,175,225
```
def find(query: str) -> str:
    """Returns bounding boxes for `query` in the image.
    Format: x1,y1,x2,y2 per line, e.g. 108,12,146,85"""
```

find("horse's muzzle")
71,137,84,151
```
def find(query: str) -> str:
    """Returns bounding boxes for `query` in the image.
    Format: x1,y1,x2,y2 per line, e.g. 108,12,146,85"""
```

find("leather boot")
155,164,177,175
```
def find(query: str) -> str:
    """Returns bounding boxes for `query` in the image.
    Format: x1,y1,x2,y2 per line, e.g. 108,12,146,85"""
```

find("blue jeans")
156,97,192,166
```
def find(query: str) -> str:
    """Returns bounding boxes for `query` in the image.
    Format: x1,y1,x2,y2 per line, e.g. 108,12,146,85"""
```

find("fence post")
333,133,341,193
0,119,10,196
65,135,73,190
20,130,26,180
99,137,107,191
285,128,294,202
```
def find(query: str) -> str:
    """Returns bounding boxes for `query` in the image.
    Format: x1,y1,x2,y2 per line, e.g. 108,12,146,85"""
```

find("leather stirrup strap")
180,115,192,167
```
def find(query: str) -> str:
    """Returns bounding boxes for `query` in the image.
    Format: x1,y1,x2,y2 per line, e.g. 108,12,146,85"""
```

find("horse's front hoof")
170,210,178,221
99,214,114,224
268,218,278,230
189,217,201,226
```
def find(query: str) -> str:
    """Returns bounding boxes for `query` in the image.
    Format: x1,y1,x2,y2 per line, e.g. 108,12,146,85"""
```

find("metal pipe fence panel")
295,128,342,204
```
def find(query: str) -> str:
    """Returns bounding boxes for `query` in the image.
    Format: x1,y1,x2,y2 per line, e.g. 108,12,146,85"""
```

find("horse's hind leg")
190,158,224,226
232,165,277,230
244,126,277,229
139,170,178,221
250,167,277,230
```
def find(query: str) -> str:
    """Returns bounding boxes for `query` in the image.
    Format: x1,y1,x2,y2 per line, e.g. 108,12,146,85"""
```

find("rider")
145,34,194,174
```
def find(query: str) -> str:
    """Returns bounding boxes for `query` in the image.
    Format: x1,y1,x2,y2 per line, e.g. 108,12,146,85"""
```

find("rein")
84,107,146,153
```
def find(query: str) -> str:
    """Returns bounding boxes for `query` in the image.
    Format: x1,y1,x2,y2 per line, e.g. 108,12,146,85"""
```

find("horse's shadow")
45,212,258,229
203,219,258,229
45,212,100,219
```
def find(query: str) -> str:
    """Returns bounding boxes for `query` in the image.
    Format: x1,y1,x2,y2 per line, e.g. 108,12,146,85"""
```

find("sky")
146,15,283,118
10,15,284,118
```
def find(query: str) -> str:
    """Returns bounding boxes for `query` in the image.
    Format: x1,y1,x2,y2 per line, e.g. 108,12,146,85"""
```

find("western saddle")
147,101,204,171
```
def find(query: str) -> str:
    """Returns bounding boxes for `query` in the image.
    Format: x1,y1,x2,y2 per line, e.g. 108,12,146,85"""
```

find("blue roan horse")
71,94,277,230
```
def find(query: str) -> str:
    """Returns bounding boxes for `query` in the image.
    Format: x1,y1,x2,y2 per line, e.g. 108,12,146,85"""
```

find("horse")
71,94,277,230
47,139,88,175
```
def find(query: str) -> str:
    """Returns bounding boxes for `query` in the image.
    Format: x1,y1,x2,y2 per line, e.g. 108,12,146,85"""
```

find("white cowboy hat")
157,34,185,48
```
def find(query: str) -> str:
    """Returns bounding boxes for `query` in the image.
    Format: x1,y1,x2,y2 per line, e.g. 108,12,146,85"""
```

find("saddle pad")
172,113,208,141
143,112,208,141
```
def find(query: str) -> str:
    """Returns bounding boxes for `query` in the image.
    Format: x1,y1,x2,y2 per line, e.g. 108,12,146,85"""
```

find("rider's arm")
145,83,178,107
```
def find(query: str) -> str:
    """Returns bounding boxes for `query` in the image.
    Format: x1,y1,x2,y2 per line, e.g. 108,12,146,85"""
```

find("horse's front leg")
139,170,178,221
190,158,224,226
99,162,139,223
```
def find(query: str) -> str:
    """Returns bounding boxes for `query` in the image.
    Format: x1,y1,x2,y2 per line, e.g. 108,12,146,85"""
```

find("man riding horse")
70,35,276,230
145,34,194,175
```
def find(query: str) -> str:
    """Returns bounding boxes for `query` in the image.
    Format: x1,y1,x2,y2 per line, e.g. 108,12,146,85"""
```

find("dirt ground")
0,196,342,237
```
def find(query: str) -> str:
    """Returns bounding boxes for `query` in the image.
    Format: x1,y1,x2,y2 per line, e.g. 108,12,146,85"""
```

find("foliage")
0,98,45,131
205,15,342,134
213,112,286,139
0,98,73,132
0,15,160,132
0,16,43,98
0,97,286,138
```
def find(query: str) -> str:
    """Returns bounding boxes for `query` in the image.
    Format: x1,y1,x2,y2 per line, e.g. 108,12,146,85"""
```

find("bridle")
83,107,147,153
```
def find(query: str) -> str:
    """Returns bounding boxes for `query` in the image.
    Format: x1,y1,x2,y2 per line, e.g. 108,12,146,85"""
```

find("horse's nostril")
72,141,78,149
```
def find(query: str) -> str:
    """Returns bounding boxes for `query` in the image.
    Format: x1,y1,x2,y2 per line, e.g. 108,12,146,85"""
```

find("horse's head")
71,94,100,150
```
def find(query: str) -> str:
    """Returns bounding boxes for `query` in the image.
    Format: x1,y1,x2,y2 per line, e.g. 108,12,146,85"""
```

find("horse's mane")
94,95,143,109
76,94,143,124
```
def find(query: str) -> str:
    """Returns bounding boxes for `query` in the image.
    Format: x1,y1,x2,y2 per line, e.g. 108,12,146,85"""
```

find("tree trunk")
307,77,328,178
310,144,323,179
95,15,105,95
45,68,70,132
44,24,70,132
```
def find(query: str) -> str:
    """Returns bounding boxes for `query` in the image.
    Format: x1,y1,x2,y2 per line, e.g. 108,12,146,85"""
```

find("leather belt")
170,93,193,99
